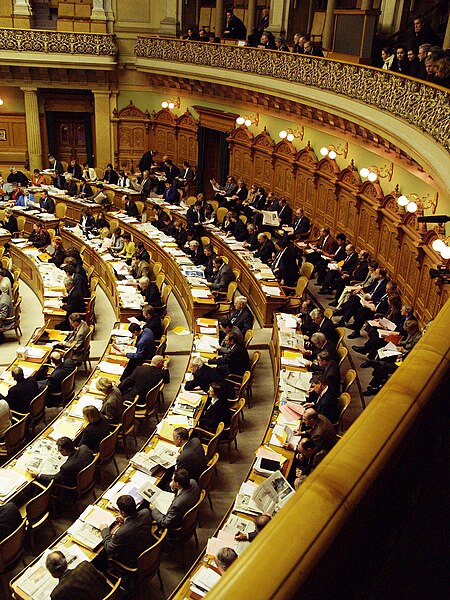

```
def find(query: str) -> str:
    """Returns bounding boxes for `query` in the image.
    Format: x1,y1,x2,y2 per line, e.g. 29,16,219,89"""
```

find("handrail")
134,37,450,153
0,28,117,55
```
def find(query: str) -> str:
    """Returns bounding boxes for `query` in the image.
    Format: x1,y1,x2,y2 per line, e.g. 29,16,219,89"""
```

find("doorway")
45,111,94,166
197,126,230,194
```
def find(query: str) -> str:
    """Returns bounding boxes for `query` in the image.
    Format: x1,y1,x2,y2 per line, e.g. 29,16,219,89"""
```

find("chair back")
334,392,352,430
47,228,55,241
161,315,171,338
108,218,119,233
155,334,167,356
227,398,245,444
239,214,247,224
323,308,333,319
82,324,95,360
144,380,164,416
198,453,219,494
61,367,78,405
86,292,97,326
0,247,3,260
343,368,357,393
300,261,314,280
159,284,172,316
209,200,219,212
186,195,197,206
29,385,47,427
135,200,144,215
216,207,228,225
25,480,54,527
55,202,67,219
204,422,224,463
295,275,309,297
86,265,95,283
90,276,99,293
103,577,122,599
234,371,251,401
4,414,28,455
201,236,210,247
120,400,136,435
153,261,162,277
13,268,21,283
77,454,99,499
226,281,237,302
137,528,167,585
155,272,165,291
232,268,241,284
98,425,120,467
175,490,206,542
16,215,26,232
336,346,348,368
335,327,345,348
244,329,253,348
11,281,19,303
250,350,261,375
0,519,26,571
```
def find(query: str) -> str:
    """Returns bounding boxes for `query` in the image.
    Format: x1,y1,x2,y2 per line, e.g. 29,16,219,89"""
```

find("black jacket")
229,306,254,333
176,437,207,482
45,358,75,395
5,377,39,412
39,445,93,487
78,415,110,453
118,364,169,405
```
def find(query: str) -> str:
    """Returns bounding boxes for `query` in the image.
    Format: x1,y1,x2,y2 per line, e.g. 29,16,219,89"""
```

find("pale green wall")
118,89,443,212
0,87,25,113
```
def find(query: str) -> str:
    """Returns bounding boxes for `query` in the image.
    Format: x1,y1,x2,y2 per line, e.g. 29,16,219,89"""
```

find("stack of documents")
190,565,222,596
0,469,28,504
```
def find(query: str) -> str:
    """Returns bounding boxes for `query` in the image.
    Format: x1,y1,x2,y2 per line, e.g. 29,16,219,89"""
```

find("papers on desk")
69,394,103,418
191,288,212,299
15,437,67,476
111,328,133,338
280,370,312,393
138,482,174,514
114,343,137,355
0,469,28,504
80,504,116,530
269,423,301,448
279,401,305,423
262,210,279,226
234,481,260,515
67,519,103,551
16,544,90,600
190,565,222,597
43,290,62,298
98,360,125,376
262,284,282,297
254,447,287,476
377,342,402,359
48,417,83,441
200,326,217,334
251,471,295,516
131,441,179,475
222,513,254,536
195,335,220,353
106,480,146,511
0,363,36,380
281,355,310,368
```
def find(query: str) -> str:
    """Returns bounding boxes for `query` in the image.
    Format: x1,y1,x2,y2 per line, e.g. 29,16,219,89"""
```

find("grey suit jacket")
151,480,200,531
101,508,153,567
210,263,234,291
176,438,207,482
64,320,90,365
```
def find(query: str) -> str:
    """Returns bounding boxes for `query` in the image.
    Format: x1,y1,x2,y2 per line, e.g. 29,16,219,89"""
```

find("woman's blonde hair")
96,377,113,394
82,405,101,423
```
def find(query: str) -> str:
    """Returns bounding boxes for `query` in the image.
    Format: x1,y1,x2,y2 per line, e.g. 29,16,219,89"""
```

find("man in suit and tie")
309,351,341,397
37,351,75,395
49,155,65,189
162,180,180,204
277,197,293,227
184,357,234,398
101,495,154,568
118,354,170,404
187,240,206,266
304,375,340,424
56,313,90,366
186,199,205,232
292,208,311,239
254,232,275,265
309,308,339,346
229,296,254,334
209,332,250,377
130,255,151,280
177,161,194,183
304,226,338,266
150,468,200,536
173,427,207,482
208,257,234,293
315,233,347,287
56,278,86,331
1,366,39,413
38,190,56,214
319,244,360,296
46,551,110,600
271,239,299,287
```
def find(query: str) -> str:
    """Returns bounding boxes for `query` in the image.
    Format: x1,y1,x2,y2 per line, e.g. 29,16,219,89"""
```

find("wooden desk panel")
53,196,102,224
12,209,60,235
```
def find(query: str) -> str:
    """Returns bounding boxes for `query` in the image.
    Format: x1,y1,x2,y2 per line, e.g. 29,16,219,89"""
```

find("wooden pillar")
215,0,224,37
93,91,112,169
246,0,257,32
322,0,336,50
21,87,42,172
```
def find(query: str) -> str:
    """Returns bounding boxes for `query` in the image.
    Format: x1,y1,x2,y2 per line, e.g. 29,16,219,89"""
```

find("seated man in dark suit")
186,200,205,233
309,351,341,397
309,308,338,346
150,469,200,537
46,551,110,600
162,180,180,204
114,323,156,380
207,256,234,293
292,207,311,239
32,436,93,489
208,332,250,377
271,239,299,287
300,408,337,453
203,244,217,282
304,375,339,424
140,304,162,340
37,351,75,395
301,331,337,364
318,243,358,295
254,232,275,265
0,501,22,542
138,276,162,309
184,357,234,398
1,366,39,413
55,278,86,331
173,427,207,482
229,295,254,334
118,354,170,405
186,239,206,266
100,495,154,568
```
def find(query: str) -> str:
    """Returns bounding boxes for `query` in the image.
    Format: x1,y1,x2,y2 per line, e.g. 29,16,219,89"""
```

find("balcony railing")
135,37,450,153
0,28,117,56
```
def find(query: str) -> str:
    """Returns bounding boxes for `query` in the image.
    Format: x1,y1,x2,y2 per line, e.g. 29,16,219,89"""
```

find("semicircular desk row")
4,222,301,600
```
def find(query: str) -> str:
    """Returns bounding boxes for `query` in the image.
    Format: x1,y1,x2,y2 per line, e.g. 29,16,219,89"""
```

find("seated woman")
79,178,94,198
96,378,124,424
111,227,124,253
64,174,78,197
78,405,110,453
48,236,67,268
117,231,135,263
197,383,232,433
95,211,110,239
122,195,139,218
1,208,17,235
31,168,45,186
79,208,96,235
28,223,51,249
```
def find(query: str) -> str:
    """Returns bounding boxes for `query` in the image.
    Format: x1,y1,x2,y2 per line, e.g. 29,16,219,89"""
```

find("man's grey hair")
235,295,247,306
191,357,204,368
311,332,326,346
310,308,324,319
46,551,67,578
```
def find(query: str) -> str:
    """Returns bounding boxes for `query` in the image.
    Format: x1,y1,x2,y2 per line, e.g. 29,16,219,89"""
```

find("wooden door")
46,111,94,165
199,128,223,194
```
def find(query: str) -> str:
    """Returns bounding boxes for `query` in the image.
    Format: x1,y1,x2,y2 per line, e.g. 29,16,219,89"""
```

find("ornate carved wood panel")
252,130,275,190
112,101,150,173
175,110,198,167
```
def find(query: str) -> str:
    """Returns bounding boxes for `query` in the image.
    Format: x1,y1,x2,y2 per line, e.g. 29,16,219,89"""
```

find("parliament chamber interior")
0,1,448,599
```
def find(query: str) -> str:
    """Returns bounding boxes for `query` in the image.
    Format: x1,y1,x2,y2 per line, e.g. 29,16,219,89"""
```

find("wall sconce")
236,113,259,127
360,163,394,182
161,97,180,110
431,235,450,259
279,126,304,142
397,192,439,214
320,142,348,160
0,98,3,106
